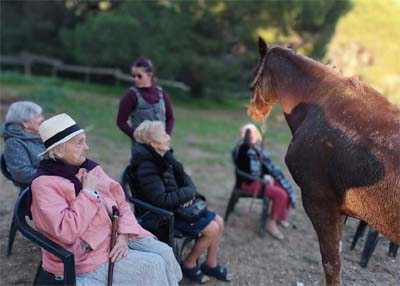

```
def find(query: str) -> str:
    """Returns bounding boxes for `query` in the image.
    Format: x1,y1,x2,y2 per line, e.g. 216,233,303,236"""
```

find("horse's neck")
270,53,338,133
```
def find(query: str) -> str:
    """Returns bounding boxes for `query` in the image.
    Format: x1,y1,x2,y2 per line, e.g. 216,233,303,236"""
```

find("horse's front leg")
303,195,344,286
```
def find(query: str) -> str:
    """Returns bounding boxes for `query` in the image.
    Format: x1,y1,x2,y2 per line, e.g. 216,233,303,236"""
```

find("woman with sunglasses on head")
116,58,175,153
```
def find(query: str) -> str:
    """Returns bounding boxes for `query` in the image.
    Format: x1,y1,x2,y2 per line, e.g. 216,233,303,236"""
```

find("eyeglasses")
132,73,143,79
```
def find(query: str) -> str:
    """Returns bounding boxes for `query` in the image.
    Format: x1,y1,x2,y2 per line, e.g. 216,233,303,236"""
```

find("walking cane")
108,206,119,286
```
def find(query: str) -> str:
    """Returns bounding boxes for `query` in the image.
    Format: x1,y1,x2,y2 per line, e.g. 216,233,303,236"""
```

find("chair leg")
33,261,43,285
224,189,239,222
388,242,398,258
259,196,269,238
173,238,185,263
359,227,380,268
6,216,18,256
173,237,194,263
180,238,194,263
350,220,368,250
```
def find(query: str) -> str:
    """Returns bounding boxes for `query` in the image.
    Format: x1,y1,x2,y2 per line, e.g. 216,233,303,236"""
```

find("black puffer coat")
130,143,195,210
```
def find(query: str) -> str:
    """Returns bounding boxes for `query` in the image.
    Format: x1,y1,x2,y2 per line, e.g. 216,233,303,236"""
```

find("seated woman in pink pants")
233,123,296,240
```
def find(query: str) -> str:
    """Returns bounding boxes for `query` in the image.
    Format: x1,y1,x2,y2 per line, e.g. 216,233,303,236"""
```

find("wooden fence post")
24,59,32,76
85,67,90,83
51,64,59,77
114,70,120,86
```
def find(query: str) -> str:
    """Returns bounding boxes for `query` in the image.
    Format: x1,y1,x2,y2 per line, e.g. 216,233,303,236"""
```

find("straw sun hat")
38,113,84,156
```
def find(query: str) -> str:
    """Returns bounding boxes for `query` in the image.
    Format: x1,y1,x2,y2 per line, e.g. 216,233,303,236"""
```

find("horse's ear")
258,37,268,58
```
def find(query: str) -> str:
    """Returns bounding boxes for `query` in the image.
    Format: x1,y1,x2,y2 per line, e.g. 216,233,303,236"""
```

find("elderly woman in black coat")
130,120,231,284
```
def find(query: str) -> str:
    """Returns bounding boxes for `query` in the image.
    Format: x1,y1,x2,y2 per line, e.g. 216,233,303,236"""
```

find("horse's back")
323,82,400,166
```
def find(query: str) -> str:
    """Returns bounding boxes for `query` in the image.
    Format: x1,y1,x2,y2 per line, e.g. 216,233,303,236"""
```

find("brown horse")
248,38,400,286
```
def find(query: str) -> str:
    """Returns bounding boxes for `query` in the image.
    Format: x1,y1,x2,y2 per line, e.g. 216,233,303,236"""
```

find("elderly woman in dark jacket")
130,120,231,284
2,101,45,186
233,123,296,240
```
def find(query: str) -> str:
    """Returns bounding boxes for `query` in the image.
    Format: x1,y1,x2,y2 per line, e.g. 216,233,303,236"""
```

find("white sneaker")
278,220,290,228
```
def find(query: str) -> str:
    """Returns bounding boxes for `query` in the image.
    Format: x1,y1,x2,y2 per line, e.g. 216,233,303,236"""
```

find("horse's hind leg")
303,197,344,286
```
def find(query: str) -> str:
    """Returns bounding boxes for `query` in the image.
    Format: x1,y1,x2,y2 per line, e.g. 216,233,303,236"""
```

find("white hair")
240,123,262,143
134,120,165,144
43,142,66,160
5,101,42,124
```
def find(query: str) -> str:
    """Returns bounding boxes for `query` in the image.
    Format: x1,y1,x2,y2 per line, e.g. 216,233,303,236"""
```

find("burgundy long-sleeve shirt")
116,86,174,139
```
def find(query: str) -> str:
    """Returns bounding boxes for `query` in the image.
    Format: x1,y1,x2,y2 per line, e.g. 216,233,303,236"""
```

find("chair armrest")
128,197,174,218
14,189,75,286
23,229,75,285
235,168,262,182
128,197,175,247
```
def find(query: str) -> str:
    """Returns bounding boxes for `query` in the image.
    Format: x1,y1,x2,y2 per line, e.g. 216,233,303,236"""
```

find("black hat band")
43,124,81,148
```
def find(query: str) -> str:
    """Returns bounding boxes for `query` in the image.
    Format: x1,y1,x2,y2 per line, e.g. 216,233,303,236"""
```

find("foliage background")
1,0,399,104
1,2,399,285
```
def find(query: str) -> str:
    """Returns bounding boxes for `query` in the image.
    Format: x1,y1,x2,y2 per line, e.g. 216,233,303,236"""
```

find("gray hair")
5,101,42,124
134,120,164,144
240,123,262,143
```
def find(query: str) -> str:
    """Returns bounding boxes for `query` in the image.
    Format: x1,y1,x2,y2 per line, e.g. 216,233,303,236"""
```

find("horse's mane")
276,47,341,80
346,77,383,98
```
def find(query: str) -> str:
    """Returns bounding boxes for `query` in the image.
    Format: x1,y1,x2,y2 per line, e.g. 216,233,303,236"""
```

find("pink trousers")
240,181,289,221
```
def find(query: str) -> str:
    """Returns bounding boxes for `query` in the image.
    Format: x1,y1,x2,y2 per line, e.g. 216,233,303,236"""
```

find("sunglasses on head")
132,73,143,79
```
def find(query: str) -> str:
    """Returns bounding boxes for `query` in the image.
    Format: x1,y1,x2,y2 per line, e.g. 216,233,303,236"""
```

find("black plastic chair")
15,187,76,286
1,153,28,256
120,165,195,262
350,220,398,268
15,184,177,285
224,150,270,237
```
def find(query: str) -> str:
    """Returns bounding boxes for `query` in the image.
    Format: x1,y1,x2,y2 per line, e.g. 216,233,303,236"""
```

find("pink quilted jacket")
31,166,153,275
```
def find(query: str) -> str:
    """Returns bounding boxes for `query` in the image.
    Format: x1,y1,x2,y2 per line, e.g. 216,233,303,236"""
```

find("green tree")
2,0,351,98
62,12,139,67
0,1,76,56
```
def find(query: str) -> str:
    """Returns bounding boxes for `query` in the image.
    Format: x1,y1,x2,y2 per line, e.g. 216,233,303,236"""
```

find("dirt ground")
1,149,399,286
0,106,398,286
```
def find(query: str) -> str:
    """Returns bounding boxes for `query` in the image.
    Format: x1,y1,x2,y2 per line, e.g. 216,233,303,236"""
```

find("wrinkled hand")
109,234,128,263
181,198,194,208
82,170,98,190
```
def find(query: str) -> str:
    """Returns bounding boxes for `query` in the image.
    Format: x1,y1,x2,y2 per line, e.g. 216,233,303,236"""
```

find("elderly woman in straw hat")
233,123,296,240
2,101,45,186
130,120,232,284
30,113,182,286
